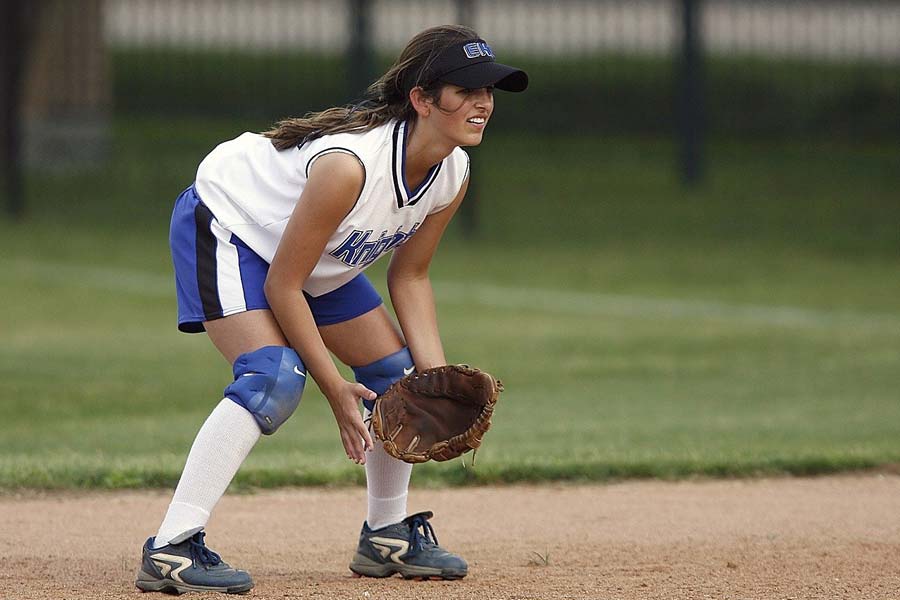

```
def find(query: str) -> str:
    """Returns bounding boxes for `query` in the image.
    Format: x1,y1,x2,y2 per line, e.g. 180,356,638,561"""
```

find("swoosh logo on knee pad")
293,366,306,377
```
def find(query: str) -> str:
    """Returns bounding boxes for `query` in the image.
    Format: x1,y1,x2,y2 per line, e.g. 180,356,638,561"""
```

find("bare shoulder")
307,151,365,188
303,152,366,215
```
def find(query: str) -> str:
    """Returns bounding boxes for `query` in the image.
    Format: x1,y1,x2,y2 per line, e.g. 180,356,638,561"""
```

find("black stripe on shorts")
194,202,222,320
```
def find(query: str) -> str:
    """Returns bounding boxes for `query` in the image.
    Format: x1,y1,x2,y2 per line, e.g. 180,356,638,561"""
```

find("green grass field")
1,117,898,489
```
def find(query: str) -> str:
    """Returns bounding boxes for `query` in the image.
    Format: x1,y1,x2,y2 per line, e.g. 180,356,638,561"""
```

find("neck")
404,119,454,185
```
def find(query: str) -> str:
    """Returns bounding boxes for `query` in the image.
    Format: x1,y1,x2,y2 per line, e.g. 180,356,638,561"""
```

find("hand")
326,380,376,464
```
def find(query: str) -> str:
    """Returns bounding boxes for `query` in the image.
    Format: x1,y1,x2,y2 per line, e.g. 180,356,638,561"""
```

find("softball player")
135,25,527,594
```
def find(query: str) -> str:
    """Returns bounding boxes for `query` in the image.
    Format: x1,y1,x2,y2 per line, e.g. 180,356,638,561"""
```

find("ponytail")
262,25,478,150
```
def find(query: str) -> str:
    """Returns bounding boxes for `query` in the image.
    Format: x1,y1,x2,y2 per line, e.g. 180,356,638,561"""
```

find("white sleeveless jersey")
194,120,469,297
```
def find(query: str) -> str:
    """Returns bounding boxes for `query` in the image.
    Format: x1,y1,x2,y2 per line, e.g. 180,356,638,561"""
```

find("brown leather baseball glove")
370,365,504,464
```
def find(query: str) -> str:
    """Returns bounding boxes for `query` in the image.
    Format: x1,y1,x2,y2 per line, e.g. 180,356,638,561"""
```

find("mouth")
466,116,487,127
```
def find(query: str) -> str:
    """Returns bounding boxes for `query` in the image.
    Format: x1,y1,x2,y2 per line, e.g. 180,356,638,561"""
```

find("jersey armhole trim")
305,147,367,217
305,147,365,179
430,151,470,215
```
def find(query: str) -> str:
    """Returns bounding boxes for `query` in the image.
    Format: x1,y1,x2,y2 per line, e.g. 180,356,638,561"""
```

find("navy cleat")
349,511,468,580
135,531,254,595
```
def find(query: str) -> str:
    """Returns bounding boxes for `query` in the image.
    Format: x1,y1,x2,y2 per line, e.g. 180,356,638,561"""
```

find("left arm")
387,177,469,370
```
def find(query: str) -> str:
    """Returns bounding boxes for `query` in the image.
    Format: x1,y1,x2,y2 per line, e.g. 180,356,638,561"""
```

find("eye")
460,86,494,95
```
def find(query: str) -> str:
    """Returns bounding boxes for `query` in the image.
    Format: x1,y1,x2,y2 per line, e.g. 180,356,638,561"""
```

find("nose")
473,88,493,109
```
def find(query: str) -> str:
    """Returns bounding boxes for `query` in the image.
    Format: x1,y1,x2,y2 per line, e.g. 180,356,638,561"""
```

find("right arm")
263,153,375,464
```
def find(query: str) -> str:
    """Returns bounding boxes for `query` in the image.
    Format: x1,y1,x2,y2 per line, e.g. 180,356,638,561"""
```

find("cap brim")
440,62,529,93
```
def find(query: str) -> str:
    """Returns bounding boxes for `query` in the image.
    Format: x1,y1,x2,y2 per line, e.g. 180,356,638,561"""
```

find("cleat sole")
135,571,253,595
351,555,467,581
402,574,465,581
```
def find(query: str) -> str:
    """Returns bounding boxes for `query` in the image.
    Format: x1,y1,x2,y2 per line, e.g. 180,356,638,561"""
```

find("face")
427,84,495,147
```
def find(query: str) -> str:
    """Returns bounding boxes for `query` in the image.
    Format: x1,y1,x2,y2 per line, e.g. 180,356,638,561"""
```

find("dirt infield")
2,474,899,599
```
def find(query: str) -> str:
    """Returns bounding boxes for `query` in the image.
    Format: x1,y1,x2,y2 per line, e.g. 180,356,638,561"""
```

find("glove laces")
188,532,223,567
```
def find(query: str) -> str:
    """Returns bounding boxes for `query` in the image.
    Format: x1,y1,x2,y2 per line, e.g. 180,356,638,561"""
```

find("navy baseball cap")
417,39,528,93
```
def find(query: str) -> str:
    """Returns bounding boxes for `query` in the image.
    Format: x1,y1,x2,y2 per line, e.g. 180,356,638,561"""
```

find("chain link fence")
99,0,900,134
3,0,900,214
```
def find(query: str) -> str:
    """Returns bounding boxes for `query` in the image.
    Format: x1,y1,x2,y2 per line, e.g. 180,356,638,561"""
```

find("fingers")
358,417,374,452
354,383,377,402
343,421,374,463
341,427,367,465
349,411,374,458
341,410,372,464
334,382,378,464
350,384,376,451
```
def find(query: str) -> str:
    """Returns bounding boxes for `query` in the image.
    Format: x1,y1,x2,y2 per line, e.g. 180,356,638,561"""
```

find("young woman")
135,25,527,594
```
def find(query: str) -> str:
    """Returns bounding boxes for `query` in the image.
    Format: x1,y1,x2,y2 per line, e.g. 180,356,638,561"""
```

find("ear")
409,86,433,118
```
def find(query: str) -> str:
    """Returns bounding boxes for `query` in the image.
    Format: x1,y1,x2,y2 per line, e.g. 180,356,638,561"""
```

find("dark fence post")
677,0,704,185
456,0,478,237
1,1,26,219
348,0,374,100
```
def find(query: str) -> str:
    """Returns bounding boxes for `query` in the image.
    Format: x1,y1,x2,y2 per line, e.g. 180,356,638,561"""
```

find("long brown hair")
262,25,478,150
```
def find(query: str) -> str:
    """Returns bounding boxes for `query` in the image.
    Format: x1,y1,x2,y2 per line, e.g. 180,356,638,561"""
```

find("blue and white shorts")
169,185,383,333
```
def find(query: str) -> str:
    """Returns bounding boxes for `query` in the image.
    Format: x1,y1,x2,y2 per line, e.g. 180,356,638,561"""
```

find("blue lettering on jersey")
330,223,420,267
329,229,371,264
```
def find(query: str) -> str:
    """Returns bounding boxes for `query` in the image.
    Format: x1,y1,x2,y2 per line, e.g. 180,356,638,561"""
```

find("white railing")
104,0,900,62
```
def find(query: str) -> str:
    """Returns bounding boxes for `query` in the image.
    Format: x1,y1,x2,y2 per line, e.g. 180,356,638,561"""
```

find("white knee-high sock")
364,409,413,530
153,399,260,548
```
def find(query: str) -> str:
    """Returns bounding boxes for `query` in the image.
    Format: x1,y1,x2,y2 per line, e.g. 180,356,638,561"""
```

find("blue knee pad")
352,347,415,411
224,346,306,435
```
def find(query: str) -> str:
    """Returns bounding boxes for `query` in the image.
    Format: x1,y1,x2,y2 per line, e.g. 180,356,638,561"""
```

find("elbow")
264,266,310,309
263,274,282,308
263,280,274,308
387,264,428,290
387,268,430,301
